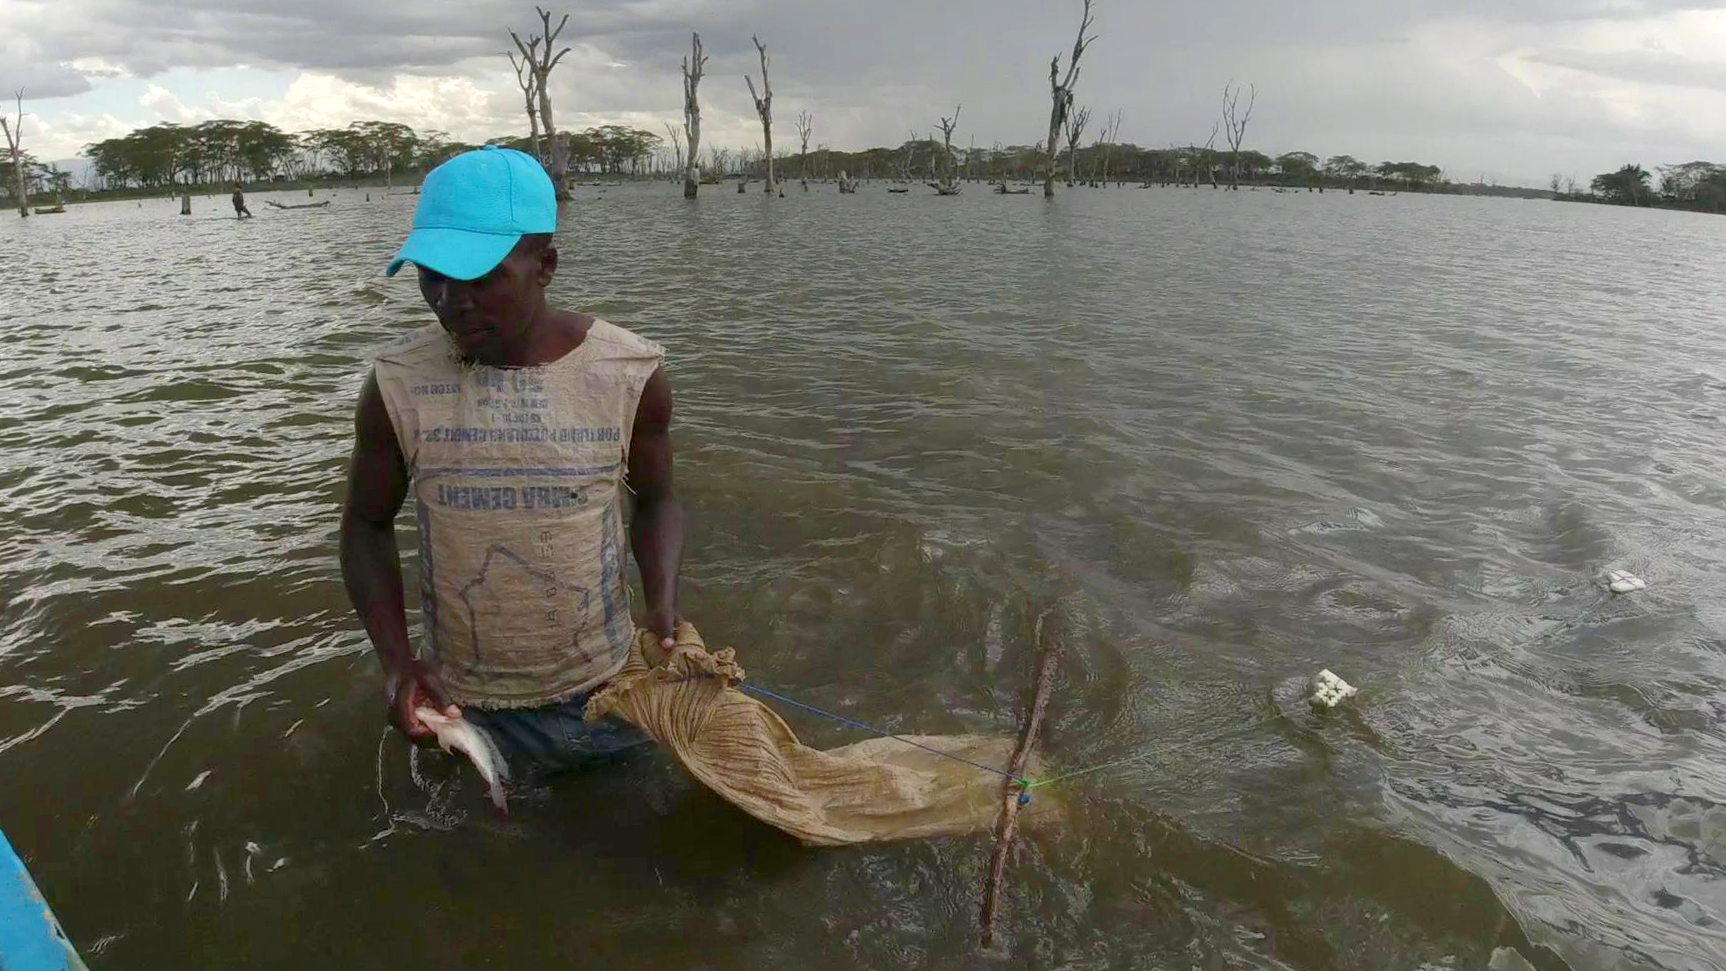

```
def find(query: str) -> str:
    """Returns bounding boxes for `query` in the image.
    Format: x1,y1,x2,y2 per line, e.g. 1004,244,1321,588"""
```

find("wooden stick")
980,606,1062,947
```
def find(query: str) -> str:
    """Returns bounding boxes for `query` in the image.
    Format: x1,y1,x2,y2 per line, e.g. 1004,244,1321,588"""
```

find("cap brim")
385,227,521,281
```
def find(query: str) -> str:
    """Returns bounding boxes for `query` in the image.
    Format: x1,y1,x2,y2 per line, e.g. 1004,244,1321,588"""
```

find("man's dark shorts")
462,687,650,776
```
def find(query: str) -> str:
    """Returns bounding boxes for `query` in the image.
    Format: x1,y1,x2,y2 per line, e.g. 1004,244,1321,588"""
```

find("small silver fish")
415,707,511,812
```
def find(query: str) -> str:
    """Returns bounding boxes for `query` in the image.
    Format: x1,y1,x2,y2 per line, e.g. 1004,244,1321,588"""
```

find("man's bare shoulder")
581,317,664,363
374,323,456,368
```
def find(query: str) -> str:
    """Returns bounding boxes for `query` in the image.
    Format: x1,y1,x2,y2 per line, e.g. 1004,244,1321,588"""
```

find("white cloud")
23,66,524,157
267,70,508,134
1488,8,1726,165
66,57,131,80
140,83,211,123
27,112,134,162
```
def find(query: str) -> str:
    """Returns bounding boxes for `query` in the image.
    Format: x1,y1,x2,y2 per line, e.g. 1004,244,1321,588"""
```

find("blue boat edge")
0,827,88,971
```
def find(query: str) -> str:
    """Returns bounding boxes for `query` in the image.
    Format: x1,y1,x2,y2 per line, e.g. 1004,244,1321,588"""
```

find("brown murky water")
1,183,1723,970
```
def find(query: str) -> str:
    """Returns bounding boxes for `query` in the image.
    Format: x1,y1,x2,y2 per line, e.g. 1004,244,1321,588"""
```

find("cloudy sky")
3,0,1724,186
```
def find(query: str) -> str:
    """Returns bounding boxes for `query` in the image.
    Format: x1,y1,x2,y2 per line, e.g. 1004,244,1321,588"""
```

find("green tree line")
1566,162,1726,213
52,116,1460,198
71,119,668,193
0,149,74,205
721,139,1448,192
33,114,1714,208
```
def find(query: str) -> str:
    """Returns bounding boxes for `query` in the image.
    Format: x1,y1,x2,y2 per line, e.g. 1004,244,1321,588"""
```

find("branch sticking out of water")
979,604,1062,948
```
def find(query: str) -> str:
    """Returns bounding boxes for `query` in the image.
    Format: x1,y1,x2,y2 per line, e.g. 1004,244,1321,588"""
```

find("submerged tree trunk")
8,151,24,218
1097,110,1121,188
795,110,812,190
509,48,543,162
927,106,963,195
1221,81,1256,192
541,98,568,200
663,122,684,188
1,93,26,218
1042,81,1065,198
1062,105,1089,188
745,35,774,194
1041,0,1095,198
180,190,191,215
681,33,708,199
511,7,574,201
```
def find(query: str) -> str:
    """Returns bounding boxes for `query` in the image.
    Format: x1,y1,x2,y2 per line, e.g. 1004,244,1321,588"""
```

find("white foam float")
1606,570,1647,594
1309,669,1357,709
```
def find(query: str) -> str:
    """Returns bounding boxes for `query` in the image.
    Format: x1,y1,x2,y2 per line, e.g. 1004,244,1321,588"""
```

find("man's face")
416,239,555,364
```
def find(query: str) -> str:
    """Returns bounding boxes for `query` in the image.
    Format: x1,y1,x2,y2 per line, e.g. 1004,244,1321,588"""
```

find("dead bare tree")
1097,110,1122,186
1202,123,1220,188
737,145,754,191
510,7,573,200
1221,81,1256,190
743,35,774,194
1041,0,1097,198
663,122,684,186
926,105,963,195
1062,104,1090,187
1,91,26,218
507,46,543,162
680,32,707,198
794,110,812,190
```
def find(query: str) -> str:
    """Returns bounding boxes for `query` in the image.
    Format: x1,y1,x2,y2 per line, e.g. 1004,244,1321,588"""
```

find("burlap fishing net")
585,624,1049,846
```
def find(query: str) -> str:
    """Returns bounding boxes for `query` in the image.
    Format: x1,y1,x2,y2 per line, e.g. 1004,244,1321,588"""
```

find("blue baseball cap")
386,146,557,281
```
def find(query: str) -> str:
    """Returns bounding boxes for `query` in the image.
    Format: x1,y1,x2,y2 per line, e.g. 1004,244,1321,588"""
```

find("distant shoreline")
19,174,1564,210
1551,191,1722,217
29,175,412,206
42,171,1724,214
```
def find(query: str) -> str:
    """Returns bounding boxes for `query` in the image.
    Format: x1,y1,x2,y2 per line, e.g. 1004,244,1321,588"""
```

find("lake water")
1,182,1723,970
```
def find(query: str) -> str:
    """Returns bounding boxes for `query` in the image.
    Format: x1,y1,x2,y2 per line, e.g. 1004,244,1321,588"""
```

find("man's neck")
489,307,593,368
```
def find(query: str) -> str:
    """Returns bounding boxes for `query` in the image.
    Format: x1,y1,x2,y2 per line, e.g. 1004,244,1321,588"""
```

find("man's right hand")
385,658,460,746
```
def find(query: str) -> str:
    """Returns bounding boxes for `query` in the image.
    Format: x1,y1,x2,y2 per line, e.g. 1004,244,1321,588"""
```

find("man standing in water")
340,146,682,772
231,184,252,218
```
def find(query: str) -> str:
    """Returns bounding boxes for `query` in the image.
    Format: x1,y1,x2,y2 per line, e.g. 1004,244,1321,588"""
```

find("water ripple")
1,185,1723,968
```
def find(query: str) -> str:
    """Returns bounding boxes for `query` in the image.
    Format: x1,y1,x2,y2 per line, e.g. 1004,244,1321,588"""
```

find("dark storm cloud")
6,0,750,79
2,0,1709,90
0,61,93,100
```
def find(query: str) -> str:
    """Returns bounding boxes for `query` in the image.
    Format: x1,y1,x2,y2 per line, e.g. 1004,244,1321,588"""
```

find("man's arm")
339,370,456,742
628,367,684,648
